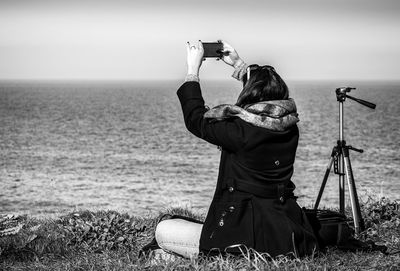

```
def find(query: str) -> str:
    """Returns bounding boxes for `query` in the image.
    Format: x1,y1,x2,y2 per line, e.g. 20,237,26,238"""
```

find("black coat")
177,81,318,257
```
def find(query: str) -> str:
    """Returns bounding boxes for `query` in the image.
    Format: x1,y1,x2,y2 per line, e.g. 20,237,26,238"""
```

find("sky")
0,0,399,80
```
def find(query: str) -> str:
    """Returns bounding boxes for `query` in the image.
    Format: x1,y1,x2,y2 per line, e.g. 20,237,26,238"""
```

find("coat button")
228,206,235,212
275,160,280,166
228,187,234,193
279,196,285,203
219,219,224,227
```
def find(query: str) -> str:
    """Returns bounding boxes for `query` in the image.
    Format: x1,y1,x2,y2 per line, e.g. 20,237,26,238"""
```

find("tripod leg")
339,154,345,214
314,149,336,210
343,148,365,234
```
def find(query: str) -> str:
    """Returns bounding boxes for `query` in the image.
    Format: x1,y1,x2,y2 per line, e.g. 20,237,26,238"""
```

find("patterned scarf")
203,98,299,132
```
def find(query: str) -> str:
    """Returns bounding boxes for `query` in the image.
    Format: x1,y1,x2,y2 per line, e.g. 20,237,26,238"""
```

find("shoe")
139,237,160,257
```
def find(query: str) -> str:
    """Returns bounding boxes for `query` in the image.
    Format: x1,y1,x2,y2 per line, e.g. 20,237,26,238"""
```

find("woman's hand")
186,41,204,76
221,41,244,68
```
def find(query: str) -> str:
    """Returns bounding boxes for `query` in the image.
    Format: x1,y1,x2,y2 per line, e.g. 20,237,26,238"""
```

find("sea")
1,79,399,218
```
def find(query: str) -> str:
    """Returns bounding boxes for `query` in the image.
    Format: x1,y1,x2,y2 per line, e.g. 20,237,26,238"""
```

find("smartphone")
202,42,223,58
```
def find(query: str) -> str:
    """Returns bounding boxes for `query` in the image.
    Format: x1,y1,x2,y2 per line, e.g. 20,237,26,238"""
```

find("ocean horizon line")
1,78,400,83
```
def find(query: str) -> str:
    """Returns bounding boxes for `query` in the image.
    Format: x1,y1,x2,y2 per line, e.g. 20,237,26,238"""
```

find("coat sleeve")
177,81,247,152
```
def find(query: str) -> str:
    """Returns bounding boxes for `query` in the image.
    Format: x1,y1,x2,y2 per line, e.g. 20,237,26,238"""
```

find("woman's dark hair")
236,65,289,108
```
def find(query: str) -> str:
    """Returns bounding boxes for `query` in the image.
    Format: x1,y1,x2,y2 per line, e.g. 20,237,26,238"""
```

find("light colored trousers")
155,218,203,259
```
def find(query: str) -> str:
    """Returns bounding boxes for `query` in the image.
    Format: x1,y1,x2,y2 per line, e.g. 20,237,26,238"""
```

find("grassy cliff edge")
1,197,399,270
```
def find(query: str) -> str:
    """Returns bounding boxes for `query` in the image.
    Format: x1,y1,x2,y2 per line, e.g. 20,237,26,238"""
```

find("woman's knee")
154,218,202,258
155,219,172,248
155,218,202,251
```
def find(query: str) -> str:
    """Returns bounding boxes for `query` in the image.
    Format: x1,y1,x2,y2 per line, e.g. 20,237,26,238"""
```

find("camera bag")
303,208,352,248
303,208,388,254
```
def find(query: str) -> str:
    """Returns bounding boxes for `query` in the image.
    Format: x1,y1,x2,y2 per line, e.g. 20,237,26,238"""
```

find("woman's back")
232,122,299,182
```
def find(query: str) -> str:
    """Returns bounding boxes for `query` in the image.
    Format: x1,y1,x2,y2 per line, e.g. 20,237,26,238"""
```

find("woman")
152,41,318,259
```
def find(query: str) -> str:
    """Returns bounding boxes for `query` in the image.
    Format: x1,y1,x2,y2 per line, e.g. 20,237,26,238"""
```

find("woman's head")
236,65,289,108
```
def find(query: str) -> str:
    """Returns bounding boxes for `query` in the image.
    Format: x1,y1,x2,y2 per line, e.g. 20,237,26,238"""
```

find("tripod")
314,87,376,234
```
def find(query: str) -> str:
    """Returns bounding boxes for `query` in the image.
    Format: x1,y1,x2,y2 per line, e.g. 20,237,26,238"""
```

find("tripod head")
335,87,376,109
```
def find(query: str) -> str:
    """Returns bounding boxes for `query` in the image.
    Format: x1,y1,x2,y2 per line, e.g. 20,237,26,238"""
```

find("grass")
0,197,399,271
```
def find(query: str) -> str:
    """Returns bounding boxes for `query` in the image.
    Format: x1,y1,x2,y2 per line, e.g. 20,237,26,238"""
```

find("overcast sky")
0,0,399,80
